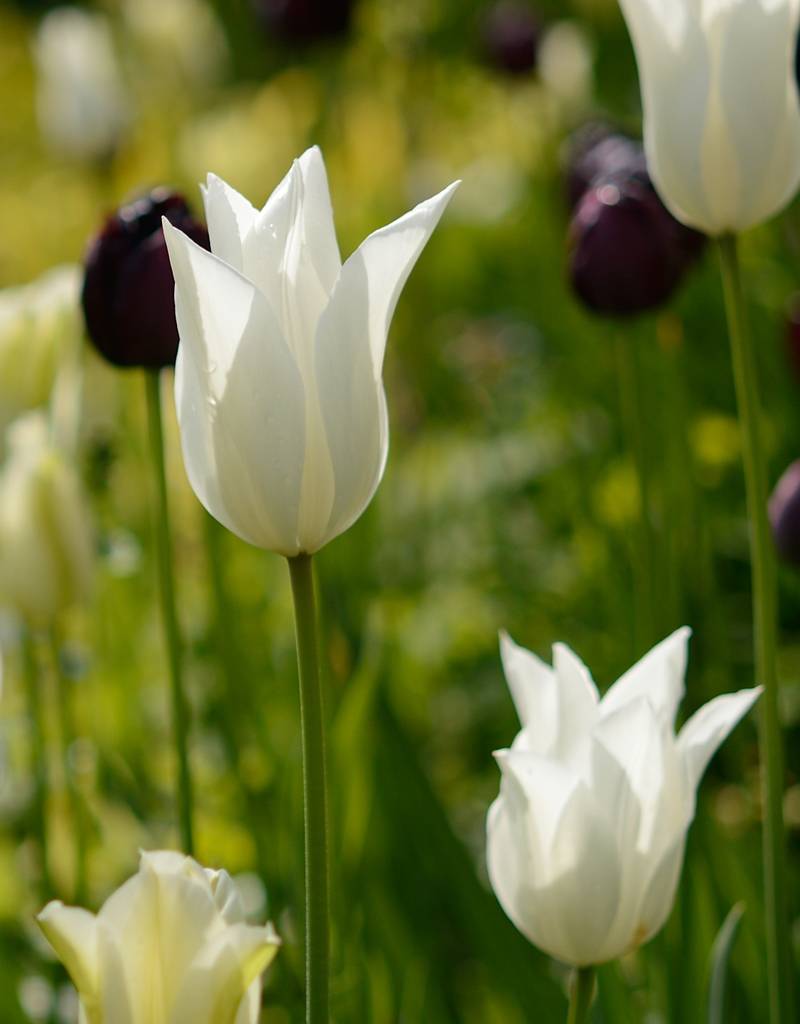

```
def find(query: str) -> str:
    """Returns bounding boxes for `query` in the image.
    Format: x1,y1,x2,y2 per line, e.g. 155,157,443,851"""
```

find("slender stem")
145,370,194,855
287,554,330,1024
717,234,792,1024
615,328,656,647
21,625,53,899
49,627,88,904
567,966,596,1024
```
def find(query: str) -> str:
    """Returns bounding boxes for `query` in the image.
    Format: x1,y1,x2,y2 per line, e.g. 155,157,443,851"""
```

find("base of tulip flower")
287,553,330,1024
717,234,793,1024
567,966,595,1024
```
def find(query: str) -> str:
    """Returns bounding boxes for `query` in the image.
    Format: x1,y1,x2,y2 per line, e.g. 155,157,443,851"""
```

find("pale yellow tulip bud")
38,850,281,1024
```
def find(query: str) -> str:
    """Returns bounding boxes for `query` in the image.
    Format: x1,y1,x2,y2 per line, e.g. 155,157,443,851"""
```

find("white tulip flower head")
487,627,760,966
38,850,280,1024
163,147,459,556
617,0,800,234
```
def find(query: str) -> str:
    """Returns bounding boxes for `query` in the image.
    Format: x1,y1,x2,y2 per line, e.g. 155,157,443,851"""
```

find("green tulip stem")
615,328,657,647
21,624,53,898
49,626,88,904
287,553,330,1024
567,966,596,1024
717,234,792,1024
145,370,194,856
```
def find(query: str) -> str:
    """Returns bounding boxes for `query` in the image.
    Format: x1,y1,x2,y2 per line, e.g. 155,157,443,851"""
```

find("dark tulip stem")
287,553,330,1024
145,370,194,856
49,626,88,904
717,234,792,1024
567,966,596,1024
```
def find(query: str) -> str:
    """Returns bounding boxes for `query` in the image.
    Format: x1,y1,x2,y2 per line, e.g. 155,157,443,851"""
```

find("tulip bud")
0,413,93,621
252,0,354,43
769,460,800,566
487,628,759,967
38,850,280,1024
482,1,542,75
569,170,703,317
82,189,209,369
34,7,130,164
0,266,81,432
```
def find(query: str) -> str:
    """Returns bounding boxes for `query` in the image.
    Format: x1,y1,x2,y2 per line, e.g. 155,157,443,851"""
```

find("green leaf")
707,903,745,1024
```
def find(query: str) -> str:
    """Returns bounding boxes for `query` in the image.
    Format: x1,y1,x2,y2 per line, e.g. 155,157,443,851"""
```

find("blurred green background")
0,0,798,1020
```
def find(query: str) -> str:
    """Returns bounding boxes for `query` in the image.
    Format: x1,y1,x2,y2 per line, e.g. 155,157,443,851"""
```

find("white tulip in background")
486,627,760,966
34,7,130,163
0,266,81,436
163,146,459,556
38,850,280,1024
0,413,93,621
617,0,800,234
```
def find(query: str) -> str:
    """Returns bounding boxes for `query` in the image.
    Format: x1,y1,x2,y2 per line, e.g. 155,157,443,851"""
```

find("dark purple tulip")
82,189,209,369
483,1,542,75
566,126,706,317
568,172,705,317
252,0,355,43
770,460,800,566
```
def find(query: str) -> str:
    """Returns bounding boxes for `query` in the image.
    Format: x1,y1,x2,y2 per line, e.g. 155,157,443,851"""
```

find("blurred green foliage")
0,0,798,1021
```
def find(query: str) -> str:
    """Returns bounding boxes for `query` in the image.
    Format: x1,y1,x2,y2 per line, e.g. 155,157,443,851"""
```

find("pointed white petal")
296,146,341,296
333,181,460,374
678,687,761,789
38,903,101,1023
498,631,558,746
552,642,599,751
164,219,306,554
309,182,458,545
601,627,691,725
202,174,258,273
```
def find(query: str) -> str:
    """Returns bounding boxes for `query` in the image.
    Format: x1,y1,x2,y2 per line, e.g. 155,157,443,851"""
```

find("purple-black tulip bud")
482,1,542,75
568,172,704,317
82,189,209,370
252,0,355,43
770,460,800,566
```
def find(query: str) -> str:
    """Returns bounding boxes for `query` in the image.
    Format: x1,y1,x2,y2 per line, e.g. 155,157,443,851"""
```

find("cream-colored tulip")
0,413,93,620
0,265,81,435
34,7,130,163
487,627,760,966
38,850,280,1024
617,0,800,234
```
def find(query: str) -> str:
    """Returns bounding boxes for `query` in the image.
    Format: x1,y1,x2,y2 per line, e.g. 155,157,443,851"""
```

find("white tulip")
0,413,93,621
163,147,458,556
34,7,130,163
487,627,760,966
617,0,800,234
38,850,280,1024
